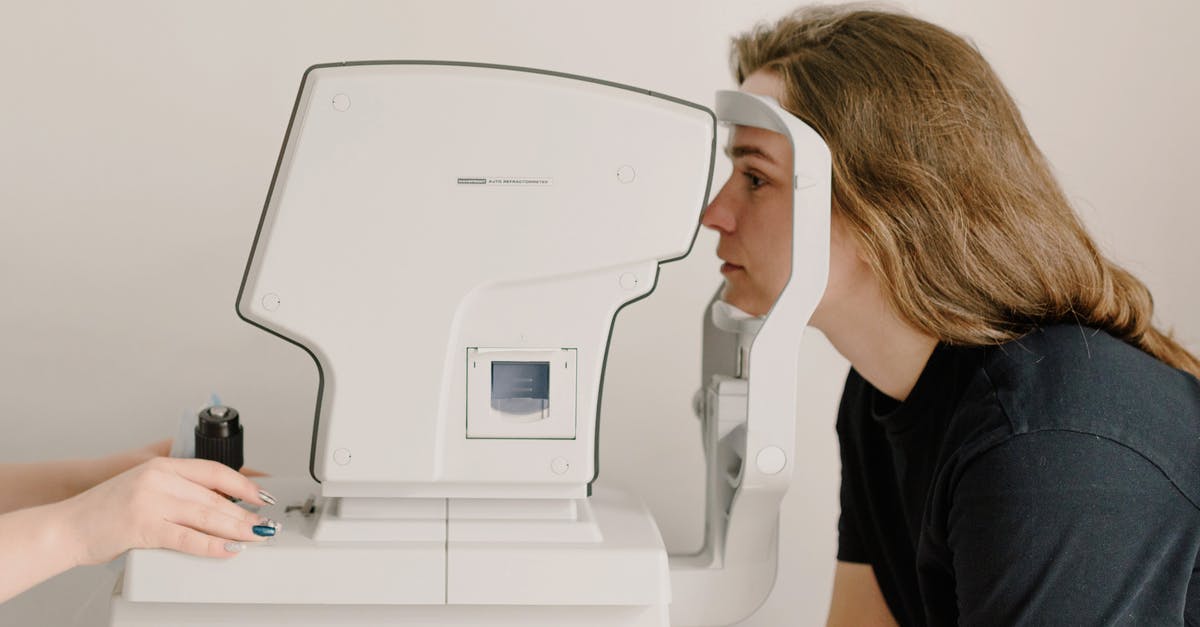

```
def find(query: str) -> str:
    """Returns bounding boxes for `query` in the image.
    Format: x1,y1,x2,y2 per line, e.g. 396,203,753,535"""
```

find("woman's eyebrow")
723,143,778,164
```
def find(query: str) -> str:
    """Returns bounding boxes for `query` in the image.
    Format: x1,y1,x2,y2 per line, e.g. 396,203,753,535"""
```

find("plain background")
1,0,1197,625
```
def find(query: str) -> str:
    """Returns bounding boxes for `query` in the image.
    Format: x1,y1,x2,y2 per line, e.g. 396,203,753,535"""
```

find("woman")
702,6,1200,626
0,439,276,603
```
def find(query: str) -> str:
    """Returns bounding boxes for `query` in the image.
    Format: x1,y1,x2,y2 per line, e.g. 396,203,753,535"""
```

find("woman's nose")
701,182,737,234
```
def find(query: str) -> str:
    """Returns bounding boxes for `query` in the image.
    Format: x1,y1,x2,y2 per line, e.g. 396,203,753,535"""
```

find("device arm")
669,91,832,626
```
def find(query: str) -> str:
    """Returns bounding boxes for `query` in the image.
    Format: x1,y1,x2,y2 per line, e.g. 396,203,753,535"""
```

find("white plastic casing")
237,62,715,499
668,91,832,626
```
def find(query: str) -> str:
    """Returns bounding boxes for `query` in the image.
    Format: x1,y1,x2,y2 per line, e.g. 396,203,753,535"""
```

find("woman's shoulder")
969,323,1200,504
980,324,1200,418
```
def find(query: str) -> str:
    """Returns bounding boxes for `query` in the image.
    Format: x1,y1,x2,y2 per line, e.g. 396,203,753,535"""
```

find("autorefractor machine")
108,61,831,626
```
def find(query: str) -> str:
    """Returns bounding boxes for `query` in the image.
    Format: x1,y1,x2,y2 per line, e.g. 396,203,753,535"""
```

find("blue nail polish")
253,525,277,537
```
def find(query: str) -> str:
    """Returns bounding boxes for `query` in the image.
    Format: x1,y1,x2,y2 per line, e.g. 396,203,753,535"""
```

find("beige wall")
1,0,1196,624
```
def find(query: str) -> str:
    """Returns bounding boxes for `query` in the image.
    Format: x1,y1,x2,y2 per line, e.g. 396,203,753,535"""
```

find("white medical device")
109,61,830,626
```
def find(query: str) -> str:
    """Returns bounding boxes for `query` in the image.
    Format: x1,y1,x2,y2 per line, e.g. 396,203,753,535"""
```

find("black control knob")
195,405,244,471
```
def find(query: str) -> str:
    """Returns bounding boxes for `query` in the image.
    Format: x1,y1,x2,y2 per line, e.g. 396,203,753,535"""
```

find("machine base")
110,478,670,626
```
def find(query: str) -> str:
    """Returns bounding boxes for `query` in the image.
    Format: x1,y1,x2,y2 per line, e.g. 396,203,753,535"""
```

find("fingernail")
224,542,246,553
252,525,277,537
258,490,277,505
258,518,281,531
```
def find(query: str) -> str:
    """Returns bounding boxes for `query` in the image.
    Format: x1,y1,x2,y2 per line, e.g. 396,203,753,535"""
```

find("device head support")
713,90,830,488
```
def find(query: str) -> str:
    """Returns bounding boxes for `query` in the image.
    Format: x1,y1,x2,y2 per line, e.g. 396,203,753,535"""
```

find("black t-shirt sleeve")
947,430,1200,626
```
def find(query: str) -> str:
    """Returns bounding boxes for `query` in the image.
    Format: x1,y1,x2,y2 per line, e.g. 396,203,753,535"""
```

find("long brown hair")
732,5,1200,378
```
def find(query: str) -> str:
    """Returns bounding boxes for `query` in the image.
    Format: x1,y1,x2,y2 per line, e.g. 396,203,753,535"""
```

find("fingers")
163,496,268,545
148,520,247,559
168,478,264,528
159,458,270,506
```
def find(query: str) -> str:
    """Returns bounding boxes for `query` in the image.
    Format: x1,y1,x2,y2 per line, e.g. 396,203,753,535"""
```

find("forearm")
0,501,79,603
0,453,141,514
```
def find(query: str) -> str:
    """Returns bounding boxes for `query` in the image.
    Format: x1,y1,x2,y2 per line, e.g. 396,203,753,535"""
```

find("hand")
55,457,273,566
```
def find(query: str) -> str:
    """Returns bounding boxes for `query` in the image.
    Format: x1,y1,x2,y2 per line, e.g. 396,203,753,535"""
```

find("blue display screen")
491,361,550,400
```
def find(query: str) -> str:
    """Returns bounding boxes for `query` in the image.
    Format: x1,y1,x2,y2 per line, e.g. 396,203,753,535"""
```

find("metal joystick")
195,405,244,471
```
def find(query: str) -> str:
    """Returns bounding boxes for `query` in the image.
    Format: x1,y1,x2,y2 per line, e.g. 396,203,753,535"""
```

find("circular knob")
755,446,787,475
195,405,244,471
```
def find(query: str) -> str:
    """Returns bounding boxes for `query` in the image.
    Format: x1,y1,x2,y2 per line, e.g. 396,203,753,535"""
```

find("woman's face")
701,119,794,317
701,70,864,326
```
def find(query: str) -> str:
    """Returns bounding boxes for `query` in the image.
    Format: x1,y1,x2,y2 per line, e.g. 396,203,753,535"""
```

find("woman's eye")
743,172,765,190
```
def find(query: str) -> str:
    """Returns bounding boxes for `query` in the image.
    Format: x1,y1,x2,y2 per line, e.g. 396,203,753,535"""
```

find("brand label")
457,177,552,187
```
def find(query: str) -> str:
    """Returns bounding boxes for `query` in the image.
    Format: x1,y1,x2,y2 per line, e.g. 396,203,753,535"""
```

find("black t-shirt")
836,324,1200,626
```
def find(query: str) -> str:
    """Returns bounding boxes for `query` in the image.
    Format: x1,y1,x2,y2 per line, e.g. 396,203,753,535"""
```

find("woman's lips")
720,262,744,274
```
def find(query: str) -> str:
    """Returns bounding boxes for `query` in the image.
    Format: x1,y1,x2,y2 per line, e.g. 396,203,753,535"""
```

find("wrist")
31,499,85,571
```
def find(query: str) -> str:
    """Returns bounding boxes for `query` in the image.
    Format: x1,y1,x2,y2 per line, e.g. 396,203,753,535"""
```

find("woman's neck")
813,284,938,402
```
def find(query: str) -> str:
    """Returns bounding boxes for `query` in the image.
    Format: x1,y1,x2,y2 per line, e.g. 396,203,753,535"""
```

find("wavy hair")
732,5,1200,378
